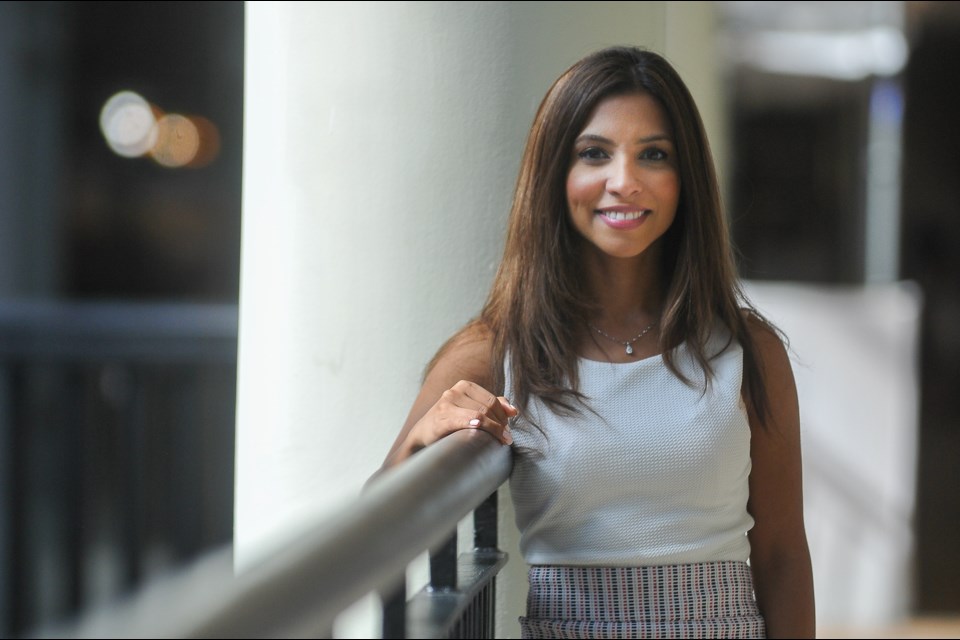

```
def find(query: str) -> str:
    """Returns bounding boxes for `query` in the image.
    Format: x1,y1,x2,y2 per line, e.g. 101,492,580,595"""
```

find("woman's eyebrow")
636,133,672,144
574,133,614,145
574,133,673,145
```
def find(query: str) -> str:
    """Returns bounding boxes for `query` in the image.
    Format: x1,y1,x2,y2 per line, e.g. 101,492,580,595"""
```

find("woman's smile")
596,206,652,229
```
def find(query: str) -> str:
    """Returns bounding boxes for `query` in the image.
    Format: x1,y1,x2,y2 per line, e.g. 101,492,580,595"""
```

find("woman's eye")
577,147,609,161
640,148,668,161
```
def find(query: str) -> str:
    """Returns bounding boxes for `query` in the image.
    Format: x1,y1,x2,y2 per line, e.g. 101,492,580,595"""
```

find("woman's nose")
606,158,642,196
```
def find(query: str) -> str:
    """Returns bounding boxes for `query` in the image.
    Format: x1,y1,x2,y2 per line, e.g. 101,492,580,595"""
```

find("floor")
819,616,960,639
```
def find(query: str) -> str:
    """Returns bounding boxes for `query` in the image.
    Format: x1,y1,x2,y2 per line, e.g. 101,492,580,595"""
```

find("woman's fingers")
464,411,513,445
456,381,514,426
445,380,515,445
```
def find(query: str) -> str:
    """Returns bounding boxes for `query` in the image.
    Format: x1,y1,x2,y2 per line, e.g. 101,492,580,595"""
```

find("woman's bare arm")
745,320,816,638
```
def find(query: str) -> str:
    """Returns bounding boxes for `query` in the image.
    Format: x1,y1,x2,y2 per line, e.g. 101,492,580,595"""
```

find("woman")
378,46,815,639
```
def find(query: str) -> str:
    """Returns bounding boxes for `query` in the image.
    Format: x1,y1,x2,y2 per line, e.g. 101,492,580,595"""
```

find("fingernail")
469,419,480,426
503,432,513,445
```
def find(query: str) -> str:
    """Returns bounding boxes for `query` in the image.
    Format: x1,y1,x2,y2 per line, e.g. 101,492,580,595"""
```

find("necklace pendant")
625,343,634,355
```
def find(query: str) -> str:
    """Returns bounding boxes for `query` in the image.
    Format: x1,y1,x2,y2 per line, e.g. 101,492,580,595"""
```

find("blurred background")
0,1,243,635
1,1,958,638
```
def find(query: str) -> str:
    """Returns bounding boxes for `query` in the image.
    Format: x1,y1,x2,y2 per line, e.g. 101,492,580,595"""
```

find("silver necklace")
588,320,657,356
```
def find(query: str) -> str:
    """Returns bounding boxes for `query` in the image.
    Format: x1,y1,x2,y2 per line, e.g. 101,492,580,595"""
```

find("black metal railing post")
382,579,407,640
429,534,458,592
474,491,497,550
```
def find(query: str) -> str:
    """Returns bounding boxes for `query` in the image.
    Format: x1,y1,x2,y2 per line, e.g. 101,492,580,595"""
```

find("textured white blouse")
507,331,754,566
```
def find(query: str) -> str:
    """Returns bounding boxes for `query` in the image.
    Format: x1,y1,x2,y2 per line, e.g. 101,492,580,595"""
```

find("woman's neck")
582,247,664,324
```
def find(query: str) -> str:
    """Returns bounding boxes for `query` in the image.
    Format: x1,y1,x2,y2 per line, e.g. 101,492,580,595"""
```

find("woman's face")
566,92,680,261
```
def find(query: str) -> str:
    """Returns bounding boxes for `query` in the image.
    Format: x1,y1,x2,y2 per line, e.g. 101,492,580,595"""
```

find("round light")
151,114,201,168
100,91,158,157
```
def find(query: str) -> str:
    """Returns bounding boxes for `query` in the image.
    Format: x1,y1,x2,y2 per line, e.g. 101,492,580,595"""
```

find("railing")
0,299,239,637
29,428,513,638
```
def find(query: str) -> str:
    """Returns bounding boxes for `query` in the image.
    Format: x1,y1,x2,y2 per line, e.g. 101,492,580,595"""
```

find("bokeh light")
186,115,221,168
150,114,200,168
99,91,159,157
100,92,221,168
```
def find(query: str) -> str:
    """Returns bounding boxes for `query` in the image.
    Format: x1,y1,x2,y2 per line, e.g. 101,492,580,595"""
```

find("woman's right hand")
407,380,517,453
381,380,517,472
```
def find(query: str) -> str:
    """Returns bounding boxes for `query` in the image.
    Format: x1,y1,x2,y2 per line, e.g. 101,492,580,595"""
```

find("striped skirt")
520,561,766,639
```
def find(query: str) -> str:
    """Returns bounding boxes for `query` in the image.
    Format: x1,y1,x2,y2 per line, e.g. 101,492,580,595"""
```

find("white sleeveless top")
507,330,754,566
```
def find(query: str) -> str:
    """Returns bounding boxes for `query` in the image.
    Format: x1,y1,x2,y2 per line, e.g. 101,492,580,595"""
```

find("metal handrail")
0,298,238,362
30,428,512,638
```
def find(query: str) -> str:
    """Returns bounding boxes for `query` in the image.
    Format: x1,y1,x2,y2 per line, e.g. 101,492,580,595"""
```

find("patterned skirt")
519,561,766,639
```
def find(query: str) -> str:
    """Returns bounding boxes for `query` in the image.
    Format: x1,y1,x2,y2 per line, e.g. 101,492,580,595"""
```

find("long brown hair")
434,46,779,424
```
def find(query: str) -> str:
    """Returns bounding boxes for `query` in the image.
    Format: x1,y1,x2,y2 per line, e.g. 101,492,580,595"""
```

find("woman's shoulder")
738,307,797,432
739,308,789,361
